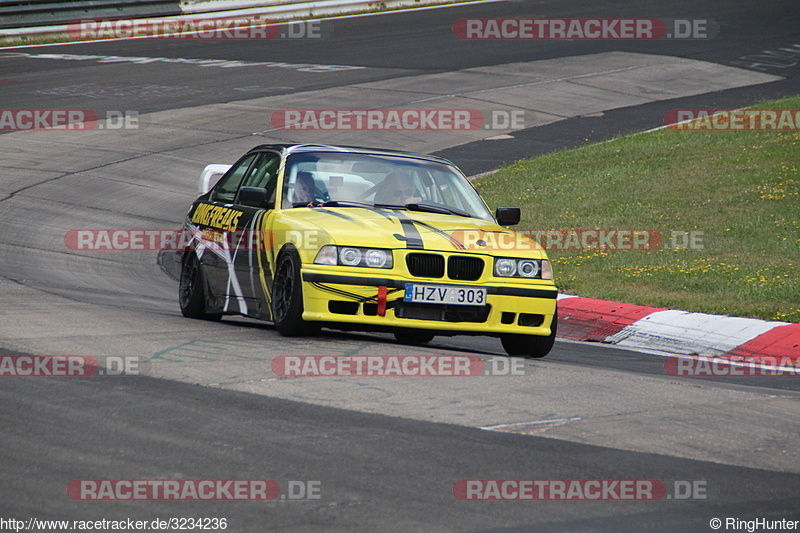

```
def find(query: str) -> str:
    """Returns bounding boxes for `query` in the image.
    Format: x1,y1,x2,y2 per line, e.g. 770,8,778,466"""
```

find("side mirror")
495,206,520,226
239,187,269,208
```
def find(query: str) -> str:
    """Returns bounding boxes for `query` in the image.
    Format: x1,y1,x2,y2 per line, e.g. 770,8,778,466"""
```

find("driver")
375,169,422,204
292,172,317,205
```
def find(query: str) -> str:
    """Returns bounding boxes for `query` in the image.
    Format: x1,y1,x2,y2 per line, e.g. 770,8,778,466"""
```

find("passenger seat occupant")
293,172,316,204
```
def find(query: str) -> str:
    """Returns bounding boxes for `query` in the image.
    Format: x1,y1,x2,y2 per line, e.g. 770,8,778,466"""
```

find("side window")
212,153,257,203
237,152,280,209
241,152,280,189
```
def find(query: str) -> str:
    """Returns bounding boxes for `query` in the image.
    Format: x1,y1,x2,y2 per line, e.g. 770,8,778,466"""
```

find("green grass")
474,96,800,322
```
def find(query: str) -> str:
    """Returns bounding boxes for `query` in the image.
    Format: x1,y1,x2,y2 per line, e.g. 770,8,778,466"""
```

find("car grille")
406,253,485,280
448,256,484,281
406,253,445,278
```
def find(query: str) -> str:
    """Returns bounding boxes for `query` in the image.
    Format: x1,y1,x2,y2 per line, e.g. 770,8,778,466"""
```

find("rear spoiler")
198,164,232,195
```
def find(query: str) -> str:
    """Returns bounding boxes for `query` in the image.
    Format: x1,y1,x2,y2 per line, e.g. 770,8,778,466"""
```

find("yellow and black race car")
178,144,558,357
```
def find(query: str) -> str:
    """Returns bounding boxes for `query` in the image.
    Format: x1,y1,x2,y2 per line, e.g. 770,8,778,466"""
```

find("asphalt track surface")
1,1,800,531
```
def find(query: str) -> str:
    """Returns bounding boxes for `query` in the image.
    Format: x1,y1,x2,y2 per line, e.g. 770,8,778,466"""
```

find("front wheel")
501,311,557,358
272,249,319,336
179,253,222,321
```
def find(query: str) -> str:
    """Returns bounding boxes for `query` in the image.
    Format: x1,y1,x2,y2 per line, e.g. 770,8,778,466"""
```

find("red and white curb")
557,295,800,361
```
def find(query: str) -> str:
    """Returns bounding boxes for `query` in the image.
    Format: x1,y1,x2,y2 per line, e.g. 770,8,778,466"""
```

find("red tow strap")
377,286,387,317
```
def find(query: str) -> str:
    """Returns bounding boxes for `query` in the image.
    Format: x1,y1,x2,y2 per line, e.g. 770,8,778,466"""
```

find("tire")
394,330,435,344
179,253,222,321
501,310,558,358
272,249,318,336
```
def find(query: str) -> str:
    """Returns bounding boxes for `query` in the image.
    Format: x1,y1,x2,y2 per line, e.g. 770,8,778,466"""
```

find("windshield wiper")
323,201,411,211
318,200,376,208
304,200,470,217
405,203,471,217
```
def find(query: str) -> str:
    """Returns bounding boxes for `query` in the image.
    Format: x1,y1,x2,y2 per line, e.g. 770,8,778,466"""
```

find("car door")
230,150,281,319
187,152,256,314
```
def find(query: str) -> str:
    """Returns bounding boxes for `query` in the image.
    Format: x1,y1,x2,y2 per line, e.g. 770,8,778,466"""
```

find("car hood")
271,206,546,258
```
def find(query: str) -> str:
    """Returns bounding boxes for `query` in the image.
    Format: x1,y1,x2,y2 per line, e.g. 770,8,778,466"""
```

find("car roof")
246,143,454,165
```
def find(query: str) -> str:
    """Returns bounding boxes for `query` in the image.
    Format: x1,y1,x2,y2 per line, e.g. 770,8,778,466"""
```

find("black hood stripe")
406,219,467,250
309,207,359,223
397,217,424,249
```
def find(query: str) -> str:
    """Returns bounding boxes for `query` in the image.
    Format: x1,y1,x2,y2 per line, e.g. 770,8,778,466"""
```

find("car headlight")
339,247,362,266
494,258,551,280
365,249,390,268
314,245,393,269
495,258,517,277
518,260,539,278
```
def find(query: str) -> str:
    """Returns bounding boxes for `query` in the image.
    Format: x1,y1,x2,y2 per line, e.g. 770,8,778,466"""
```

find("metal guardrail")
0,0,461,35
0,0,182,29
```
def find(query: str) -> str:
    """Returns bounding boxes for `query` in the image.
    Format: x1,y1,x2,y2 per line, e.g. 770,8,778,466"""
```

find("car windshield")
281,151,494,221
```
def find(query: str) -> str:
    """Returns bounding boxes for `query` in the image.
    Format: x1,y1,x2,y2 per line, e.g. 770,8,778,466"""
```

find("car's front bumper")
300,268,557,336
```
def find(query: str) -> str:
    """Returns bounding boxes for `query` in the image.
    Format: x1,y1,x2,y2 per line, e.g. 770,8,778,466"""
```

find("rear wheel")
273,249,319,336
179,253,222,321
501,311,557,358
394,330,435,344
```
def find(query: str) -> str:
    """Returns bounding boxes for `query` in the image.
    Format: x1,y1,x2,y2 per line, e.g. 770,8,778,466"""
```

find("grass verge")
474,96,800,322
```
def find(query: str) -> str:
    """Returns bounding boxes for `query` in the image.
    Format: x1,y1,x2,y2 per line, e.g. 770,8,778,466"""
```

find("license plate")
404,284,487,306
